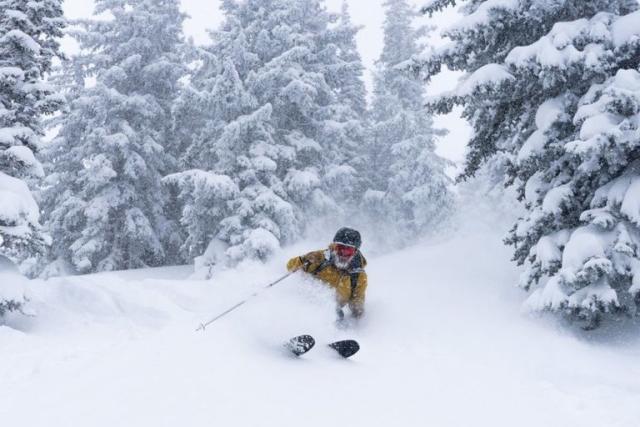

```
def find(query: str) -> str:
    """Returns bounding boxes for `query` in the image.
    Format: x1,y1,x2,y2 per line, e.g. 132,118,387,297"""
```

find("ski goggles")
334,243,357,258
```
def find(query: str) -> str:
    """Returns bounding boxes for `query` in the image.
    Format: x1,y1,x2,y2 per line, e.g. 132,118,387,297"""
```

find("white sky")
61,0,469,165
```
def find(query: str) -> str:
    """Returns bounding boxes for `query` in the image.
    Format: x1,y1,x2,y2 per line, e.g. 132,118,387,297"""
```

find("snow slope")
2,224,640,427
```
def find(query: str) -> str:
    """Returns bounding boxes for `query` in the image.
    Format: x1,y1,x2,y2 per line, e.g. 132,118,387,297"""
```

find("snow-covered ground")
2,222,640,427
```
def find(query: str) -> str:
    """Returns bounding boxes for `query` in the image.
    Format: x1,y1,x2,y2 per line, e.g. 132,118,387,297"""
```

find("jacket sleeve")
286,250,326,272
349,271,367,317
287,256,305,272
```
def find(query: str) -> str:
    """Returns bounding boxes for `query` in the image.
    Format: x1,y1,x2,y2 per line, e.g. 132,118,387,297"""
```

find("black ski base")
329,339,360,358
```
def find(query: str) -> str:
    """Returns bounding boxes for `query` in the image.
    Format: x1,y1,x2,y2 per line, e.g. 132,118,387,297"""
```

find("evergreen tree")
417,0,640,327
174,0,300,263
0,0,65,266
333,2,367,116
162,169,238,263
175,0,365,266
42,0,188,274
366,0,453,240
320,1,369,212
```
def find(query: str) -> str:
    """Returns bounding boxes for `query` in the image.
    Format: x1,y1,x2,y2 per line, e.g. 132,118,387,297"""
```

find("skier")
287,227,368,320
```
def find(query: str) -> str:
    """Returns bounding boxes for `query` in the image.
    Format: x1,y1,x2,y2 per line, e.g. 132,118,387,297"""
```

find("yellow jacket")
287,246,368,316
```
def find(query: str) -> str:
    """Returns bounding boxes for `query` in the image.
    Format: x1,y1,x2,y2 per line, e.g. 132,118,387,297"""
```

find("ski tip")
286,334,316,356
329,339,360,358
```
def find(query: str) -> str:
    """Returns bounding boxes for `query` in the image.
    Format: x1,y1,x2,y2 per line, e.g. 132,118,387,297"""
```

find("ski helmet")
333,227,362,249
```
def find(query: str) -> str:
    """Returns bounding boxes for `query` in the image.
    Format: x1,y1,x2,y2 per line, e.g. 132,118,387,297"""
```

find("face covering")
332,243,356,269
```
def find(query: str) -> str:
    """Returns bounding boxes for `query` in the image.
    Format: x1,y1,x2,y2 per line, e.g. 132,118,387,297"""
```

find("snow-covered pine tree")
235,0,365,236
0,1,65,267
175,0,365,266
42,0,188,274
162,169,238,264
417,0,640,327
366,0,453,240
320,1,368,213
333,2,367,117
172,1,298,263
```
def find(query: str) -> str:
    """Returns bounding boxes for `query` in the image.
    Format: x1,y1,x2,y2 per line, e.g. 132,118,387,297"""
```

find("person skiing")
287,227,368,319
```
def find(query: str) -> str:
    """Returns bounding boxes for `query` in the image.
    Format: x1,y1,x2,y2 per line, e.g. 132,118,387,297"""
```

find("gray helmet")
333,227,362,249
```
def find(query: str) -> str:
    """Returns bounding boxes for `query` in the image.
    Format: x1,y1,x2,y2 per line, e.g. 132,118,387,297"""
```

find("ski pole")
195,271,295,332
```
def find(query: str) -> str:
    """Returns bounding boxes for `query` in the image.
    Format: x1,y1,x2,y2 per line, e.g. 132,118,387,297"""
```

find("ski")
328,339,360,358
286,334,315,356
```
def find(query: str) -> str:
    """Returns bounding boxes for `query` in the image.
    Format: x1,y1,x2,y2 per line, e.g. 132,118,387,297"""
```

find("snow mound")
0,221,639,426
0,171,40,227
